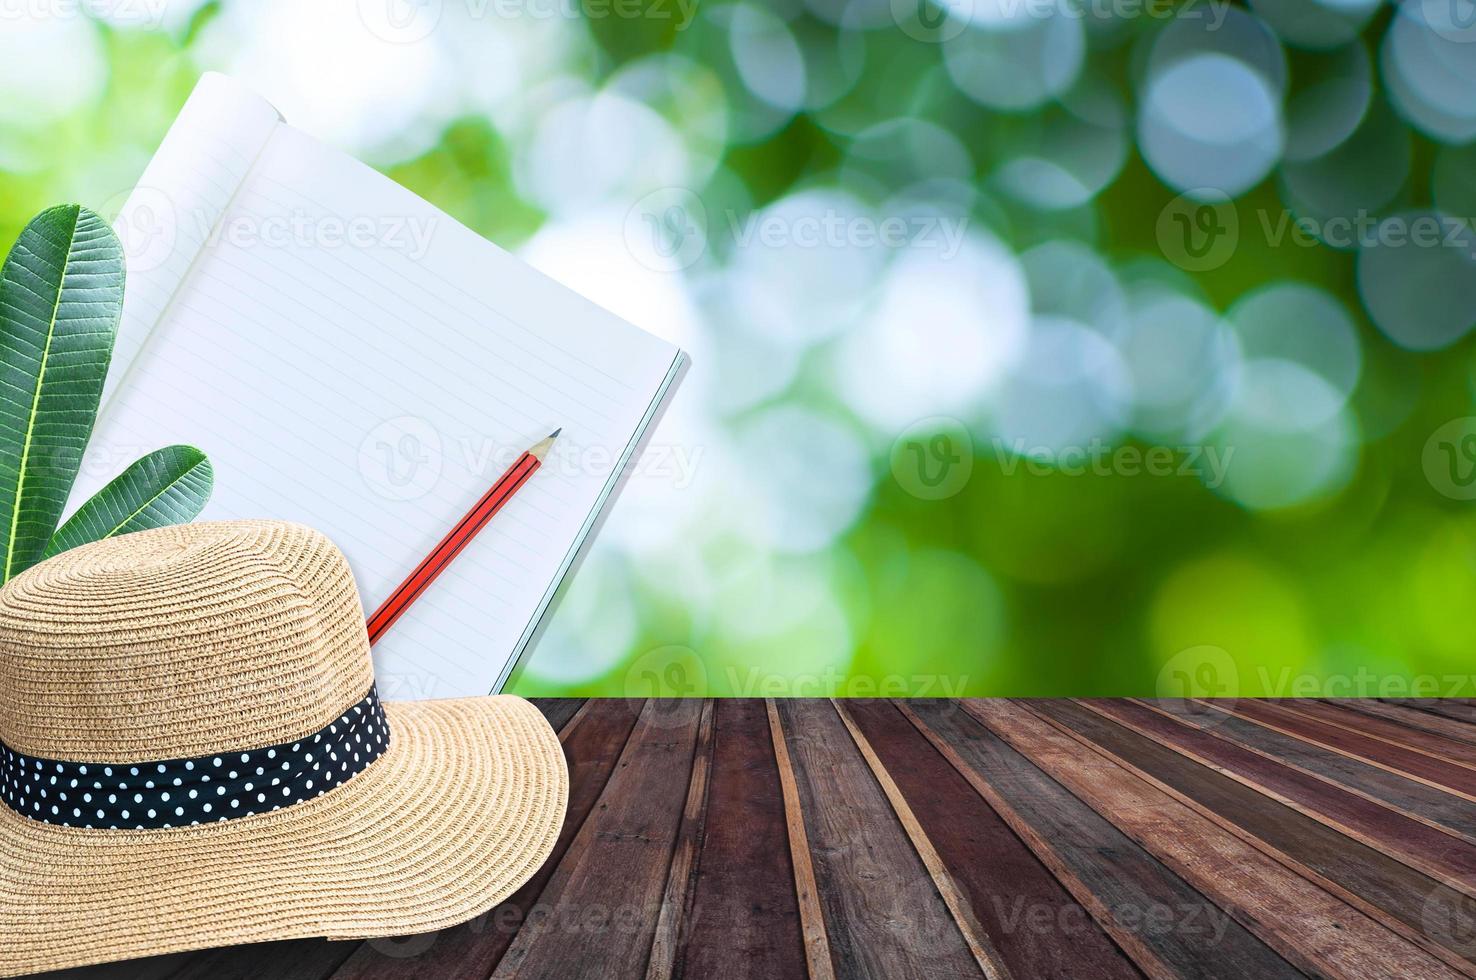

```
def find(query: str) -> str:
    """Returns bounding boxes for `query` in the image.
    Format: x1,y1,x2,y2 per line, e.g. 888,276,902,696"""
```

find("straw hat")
0,520,568,977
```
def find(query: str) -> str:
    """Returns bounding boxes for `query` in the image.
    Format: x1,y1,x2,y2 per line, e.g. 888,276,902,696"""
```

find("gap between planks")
1133,698,1476,849
1004,699,1474,980
1201,699,1476,801
893,701,1180,980
1080,698,1476,902
830,699,1010,980
766,699,837,980
644,699,716,980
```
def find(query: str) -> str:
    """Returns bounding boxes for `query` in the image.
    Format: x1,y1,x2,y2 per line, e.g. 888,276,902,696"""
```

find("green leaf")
46,445,213,558
0,205,124,580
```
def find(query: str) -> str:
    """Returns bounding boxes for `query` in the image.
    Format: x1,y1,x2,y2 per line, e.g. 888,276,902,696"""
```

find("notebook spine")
102,73,282,410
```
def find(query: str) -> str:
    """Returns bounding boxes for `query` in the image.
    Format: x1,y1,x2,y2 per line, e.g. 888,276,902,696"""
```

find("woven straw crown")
0,521,372,762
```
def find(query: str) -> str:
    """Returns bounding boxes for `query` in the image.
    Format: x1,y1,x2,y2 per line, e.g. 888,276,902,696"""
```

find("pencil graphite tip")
549,427,562,439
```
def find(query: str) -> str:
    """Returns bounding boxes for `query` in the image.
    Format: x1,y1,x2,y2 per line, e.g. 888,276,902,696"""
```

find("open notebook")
74,73,686,700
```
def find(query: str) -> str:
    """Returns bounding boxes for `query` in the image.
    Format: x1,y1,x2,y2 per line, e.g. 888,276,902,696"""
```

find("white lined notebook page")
79,78,682,699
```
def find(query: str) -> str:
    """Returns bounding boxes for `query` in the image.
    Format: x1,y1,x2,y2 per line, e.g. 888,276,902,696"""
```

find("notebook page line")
239,177,636,409
245,135,667,392
187,259,584,478
102,77,284,415
133,300,563,560
252,167,641,393
198,232,620,433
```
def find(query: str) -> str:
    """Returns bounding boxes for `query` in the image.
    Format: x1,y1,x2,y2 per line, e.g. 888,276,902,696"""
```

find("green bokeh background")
3,0,1475,698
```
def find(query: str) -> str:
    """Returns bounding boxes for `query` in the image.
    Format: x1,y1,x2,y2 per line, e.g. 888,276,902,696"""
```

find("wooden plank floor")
41,699,1476,980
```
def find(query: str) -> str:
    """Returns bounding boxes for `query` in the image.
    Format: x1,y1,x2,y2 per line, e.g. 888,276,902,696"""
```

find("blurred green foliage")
4,0,1476,698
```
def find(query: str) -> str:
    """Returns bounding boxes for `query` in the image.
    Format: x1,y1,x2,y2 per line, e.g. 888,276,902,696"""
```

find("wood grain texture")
841,699,1144,980
645,700,715,980
674,700,806,980
1220,700,1476,799
327,699,645,980
904,700,1304,980
767,699,836,980
1082,698,1476,898
1271,700,1476,770
47,698,1476,980
832,700,1009,980
490,699,704,980
1336,700,1476,748
774,699,983,980
530,698,589,740
1023,699,1475,977
992,699,1463,980
1149,698,1476,843
1385,700,1476,726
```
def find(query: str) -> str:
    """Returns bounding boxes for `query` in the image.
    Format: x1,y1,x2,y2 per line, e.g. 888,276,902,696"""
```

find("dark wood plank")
490,699,704,980
169,942,361,980
1084,699,1476,897
673,700,807,980
1384,701,1476,726
842,700,1143,980
835,702,1009,978
1274,700,1476,769
767,700,836,980
1149,698,1476,843
1222,700,1476,799
992,700,1461,980
1031,699,1476,976
528,698,588,739
905,700,1307,980
42,953,201,980
329,698,646,980
774,699,983,980
645,700,716,980
1335,701,1476,748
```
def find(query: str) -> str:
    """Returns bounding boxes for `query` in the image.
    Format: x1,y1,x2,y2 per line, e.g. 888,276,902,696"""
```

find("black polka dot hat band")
0,685,389,830
0,521,568,979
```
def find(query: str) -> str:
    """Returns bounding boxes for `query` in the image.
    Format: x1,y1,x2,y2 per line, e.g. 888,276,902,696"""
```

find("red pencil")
366,428,561,645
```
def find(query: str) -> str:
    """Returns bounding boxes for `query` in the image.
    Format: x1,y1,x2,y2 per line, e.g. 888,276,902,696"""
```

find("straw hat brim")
0,695,568,977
